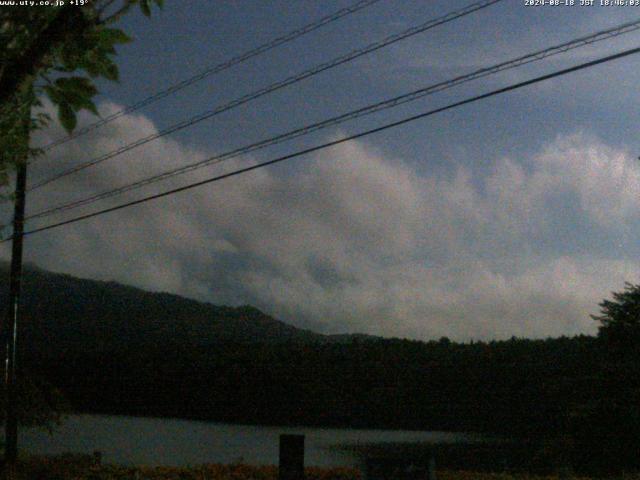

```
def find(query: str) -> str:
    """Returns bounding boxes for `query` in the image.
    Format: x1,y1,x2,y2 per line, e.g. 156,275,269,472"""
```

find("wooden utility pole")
4,160,27,471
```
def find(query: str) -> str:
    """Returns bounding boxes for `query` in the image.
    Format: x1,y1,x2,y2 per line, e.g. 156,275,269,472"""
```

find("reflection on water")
22,414,471,467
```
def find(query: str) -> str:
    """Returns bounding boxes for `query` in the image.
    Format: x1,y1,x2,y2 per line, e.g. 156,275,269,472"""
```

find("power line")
12,44,640,241
37,0,384,152
26,17,640,221
29,0,503,191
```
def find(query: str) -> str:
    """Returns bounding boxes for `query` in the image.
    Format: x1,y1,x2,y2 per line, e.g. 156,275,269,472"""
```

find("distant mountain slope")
0,263,332,354
5,265,629,475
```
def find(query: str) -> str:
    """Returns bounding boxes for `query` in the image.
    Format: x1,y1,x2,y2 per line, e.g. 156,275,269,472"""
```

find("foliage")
438,472,594,480
14,455,634,480
0,0,163,429
591,282,640,354
0,373,68,431
8,265,640,474
0,0,163,185
15,456,360,480
565,282,640,473
5,266,599,437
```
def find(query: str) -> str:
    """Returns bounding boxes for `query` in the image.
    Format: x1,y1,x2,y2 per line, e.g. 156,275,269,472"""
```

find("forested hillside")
0,263,326,352
2,264,639,473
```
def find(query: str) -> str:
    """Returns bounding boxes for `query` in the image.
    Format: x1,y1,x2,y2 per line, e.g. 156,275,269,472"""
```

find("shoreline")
14,454,605,480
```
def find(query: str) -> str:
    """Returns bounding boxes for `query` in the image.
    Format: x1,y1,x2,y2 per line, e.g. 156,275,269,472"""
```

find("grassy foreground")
15,454,360,480
8,455,607,480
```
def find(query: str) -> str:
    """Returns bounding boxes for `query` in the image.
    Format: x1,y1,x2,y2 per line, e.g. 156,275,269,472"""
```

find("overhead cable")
29,0,503,191
27,17,640,221
13,44,640,240
38,0,384,152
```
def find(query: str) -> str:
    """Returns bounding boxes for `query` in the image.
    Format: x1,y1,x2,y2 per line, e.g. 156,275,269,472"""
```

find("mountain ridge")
0,262,377,354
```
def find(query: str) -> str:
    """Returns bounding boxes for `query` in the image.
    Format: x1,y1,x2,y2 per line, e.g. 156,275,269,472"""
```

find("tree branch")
99,0,135,25
0,6,87,108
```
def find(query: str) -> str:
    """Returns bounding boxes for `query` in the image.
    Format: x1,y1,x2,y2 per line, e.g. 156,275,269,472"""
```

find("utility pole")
4,160,27,472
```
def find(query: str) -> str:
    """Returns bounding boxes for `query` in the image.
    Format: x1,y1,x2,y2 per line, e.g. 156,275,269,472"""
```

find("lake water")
21,415,473,467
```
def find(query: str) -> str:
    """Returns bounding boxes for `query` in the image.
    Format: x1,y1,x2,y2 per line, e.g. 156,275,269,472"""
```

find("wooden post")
427,453,436,480
3,92,30,479
4,160,27,474
279,434,305,480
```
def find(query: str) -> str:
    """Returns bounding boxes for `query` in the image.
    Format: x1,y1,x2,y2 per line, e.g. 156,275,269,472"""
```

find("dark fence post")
427,453,436,480
279,434,305,480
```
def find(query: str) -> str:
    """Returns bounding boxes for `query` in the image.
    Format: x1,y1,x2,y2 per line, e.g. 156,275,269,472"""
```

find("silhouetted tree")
591,282,640,355
567,282,640,473
0,0,163,185
0,1,163,430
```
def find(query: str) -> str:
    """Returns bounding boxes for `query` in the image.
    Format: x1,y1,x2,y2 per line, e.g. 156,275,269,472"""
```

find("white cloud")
3,104,640,341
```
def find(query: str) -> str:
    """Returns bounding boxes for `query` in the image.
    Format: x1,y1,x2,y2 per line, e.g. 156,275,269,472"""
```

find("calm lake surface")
21,414,473,467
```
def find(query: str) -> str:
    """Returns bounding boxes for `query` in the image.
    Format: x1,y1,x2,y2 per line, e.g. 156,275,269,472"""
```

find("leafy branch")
0,0,164,181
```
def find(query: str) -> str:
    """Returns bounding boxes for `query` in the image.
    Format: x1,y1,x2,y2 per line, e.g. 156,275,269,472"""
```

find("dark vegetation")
13,453,360,480
2,265,639,474
1,1,164,188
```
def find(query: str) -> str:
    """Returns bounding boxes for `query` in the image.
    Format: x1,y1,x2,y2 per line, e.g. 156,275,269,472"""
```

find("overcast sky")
4,0,640,341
